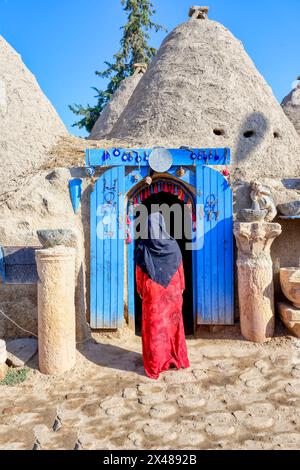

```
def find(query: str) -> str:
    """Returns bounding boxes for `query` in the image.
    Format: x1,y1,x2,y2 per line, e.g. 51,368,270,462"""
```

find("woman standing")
135,212,190,380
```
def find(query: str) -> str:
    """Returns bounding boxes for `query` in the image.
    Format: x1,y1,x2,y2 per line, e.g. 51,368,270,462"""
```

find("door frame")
86,147,233,332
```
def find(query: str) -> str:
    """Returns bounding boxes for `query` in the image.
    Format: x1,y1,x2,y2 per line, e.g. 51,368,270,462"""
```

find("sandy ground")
0,325,300,450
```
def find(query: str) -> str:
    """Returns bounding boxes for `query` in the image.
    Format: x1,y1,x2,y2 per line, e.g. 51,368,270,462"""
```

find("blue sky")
0,0,299,137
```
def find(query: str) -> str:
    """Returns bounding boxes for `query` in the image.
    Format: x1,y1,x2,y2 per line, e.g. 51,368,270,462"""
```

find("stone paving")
0,326,300,450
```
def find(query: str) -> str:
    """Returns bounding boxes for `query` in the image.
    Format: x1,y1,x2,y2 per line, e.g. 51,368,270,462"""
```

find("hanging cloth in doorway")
133,183,193,206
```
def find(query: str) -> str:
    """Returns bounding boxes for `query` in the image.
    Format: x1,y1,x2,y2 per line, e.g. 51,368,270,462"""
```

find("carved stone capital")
234,222,282,259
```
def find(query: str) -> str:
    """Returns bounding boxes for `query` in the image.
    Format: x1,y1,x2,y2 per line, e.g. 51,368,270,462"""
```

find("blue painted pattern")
86,148,230,168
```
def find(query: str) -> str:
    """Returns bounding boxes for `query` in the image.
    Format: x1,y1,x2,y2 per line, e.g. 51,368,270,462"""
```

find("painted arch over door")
89,160,234,331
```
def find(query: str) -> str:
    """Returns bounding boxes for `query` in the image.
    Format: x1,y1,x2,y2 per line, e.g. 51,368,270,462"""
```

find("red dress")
136,262,190,380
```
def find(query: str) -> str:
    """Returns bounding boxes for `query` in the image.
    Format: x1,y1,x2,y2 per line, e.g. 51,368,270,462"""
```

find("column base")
279,302,300,338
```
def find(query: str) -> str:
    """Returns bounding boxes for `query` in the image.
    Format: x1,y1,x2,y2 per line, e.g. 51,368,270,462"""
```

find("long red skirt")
136,263,190,380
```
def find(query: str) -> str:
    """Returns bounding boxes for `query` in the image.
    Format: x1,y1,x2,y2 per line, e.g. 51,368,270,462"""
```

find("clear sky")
0,0,299,137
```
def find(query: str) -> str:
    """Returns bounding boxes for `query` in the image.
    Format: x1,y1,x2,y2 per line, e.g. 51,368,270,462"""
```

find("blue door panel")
194,166,234,325
90,167,125,329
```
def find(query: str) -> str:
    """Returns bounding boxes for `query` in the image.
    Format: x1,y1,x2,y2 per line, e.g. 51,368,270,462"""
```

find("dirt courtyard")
0,325,300,450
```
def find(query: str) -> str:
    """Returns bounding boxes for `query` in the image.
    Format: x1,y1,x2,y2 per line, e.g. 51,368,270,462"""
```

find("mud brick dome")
106,9,300,180
89,64,147,140
282,77,300,137
0,35,67,204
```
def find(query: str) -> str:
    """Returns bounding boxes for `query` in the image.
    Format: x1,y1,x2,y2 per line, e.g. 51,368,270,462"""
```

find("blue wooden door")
90,167,125,328
193,166,234,325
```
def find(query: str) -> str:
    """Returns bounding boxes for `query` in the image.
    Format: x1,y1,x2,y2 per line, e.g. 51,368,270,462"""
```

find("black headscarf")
135,212,182,288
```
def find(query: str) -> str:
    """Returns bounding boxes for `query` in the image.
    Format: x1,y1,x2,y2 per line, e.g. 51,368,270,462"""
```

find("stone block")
0,339,7,364
6,338,38,367
0,363,8,381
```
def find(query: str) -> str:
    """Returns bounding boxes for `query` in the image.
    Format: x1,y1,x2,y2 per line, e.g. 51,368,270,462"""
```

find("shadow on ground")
79,341,144,376
194,321,290,341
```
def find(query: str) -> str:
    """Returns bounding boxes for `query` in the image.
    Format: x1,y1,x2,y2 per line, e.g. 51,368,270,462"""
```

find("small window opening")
213,129,225,136
273,131,281,139
243,130,255,138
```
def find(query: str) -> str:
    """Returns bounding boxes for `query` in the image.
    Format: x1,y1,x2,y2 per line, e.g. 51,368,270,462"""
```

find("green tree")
70,0,165,133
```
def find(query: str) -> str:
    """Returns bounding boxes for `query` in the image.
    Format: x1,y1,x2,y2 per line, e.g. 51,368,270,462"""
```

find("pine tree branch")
69,0,167,132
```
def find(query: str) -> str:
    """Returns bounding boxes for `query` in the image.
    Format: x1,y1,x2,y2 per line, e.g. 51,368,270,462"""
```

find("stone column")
36,247,76,375
37,229,90,343
234,222,282,343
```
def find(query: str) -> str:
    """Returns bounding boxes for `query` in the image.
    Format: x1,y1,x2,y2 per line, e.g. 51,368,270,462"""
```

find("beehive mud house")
1,7,300,340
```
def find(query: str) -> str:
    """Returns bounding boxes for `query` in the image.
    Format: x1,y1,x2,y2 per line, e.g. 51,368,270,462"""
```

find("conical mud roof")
282,78,300,136
0,36,67,202
109,7,300,179
89,64,147,140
